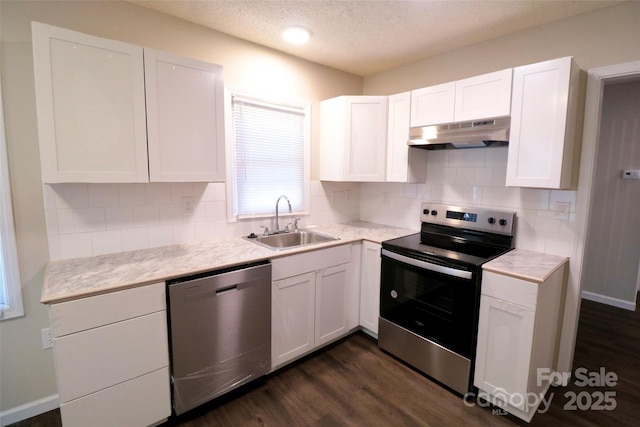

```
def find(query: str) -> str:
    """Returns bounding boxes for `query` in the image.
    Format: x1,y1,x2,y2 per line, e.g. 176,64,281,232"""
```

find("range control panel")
420,203,516,236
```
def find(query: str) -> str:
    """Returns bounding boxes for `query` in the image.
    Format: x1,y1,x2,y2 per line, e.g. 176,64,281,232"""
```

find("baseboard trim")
581,291,636,311
0,394,59,427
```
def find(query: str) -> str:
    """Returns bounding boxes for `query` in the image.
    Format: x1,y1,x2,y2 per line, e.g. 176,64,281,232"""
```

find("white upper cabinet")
506,57,580,189
32,22,149,183
386,92,427,183
32,23,225,184
410,82,455,127
320,96,388,182
410,69,512,127
454,69,513,122
144,49,225,182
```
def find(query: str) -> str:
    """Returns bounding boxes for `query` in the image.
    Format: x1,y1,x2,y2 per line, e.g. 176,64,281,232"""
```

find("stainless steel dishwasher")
167,261,271,415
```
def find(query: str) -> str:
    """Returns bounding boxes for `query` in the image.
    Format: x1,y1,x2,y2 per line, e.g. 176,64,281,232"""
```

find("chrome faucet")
275,195,292,233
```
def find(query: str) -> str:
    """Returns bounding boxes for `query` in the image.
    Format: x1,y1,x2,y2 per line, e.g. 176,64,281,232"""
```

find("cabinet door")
454,68,512,122
359,241,381,334
320,96,387,182
410,82,455,127
474,295,535,412
144,49,225,182
271,272,315,368
507,57,578,189
387,92,427,183
315,263,349,346
32,23,148,183
344,97,388,182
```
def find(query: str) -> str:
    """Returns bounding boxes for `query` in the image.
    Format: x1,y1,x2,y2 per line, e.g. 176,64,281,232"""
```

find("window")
0,74,24,320
226,89,310,220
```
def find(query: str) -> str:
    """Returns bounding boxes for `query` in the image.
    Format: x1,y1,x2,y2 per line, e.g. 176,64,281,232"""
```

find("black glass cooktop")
382,232,512,269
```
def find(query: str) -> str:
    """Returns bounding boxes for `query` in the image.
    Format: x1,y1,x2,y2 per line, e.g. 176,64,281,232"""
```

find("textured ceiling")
130,0,621,76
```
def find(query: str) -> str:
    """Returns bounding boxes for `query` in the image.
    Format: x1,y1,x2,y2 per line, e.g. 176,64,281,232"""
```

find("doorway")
556,61,640,374
581,78,640,310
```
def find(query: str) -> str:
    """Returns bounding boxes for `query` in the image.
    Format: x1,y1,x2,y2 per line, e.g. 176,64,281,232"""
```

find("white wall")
361,147,577,257
363,2,640,95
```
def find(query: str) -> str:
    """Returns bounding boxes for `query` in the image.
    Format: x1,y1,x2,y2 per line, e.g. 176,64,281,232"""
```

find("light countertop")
483,249,568,283
41,221,416,304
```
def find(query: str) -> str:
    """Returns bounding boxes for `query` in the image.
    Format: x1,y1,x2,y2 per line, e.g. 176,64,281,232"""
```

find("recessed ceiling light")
282,26,311,45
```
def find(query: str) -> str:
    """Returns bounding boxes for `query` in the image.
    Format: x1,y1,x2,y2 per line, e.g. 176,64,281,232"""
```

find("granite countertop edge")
41,221,417,304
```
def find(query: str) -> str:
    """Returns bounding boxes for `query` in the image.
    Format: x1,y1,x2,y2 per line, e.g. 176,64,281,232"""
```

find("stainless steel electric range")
378,202,516,395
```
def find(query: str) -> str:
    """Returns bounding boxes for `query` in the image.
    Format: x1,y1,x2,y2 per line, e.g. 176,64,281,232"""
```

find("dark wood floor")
11,296,640,427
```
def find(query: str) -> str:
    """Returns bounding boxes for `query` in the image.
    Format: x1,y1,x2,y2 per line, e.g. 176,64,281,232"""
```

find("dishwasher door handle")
215,284,238,296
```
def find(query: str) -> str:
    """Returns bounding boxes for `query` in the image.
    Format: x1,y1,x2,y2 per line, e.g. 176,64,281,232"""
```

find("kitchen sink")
246,230,339,251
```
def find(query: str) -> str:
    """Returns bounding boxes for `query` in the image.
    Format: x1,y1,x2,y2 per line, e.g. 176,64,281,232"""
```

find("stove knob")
488,217,496,224
499,219,508,226
423,208,430,215
431,210,438,216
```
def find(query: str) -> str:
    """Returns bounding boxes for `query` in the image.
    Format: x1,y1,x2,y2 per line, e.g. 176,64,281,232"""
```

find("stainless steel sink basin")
246,230,339,251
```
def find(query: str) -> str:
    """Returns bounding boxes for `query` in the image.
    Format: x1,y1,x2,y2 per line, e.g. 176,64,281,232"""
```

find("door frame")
556,61,640,373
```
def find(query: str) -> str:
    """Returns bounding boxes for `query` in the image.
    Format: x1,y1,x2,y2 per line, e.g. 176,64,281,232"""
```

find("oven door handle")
381,249,473,280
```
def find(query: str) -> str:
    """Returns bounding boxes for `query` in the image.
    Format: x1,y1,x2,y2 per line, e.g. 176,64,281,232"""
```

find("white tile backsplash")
105,206,134,230
88,184,119,207
54,183,89,209
74,207,106,233
44,180,360,260
59,233,92,259
121,228,149,251
91,230,122,256
43,150,576,261
118,183,146,206
360,146,577,257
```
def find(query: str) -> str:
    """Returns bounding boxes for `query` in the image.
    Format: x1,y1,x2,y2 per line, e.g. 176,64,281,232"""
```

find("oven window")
379,254,479,357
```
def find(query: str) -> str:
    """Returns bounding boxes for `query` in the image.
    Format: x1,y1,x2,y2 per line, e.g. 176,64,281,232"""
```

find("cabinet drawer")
50,282,165,337
60,367,171,427
272,245,351,280
54,311,169,402
481,271,538,309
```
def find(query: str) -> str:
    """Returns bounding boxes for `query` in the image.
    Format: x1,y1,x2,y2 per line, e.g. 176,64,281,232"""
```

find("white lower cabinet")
271,272,316,366
359,241,381,335
49,283,171,426
60,367,170,427
315,263,351,345
271,244,360,369
474,267,566,422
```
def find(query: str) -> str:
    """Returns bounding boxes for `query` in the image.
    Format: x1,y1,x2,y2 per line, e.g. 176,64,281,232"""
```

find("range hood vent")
408,117,510,150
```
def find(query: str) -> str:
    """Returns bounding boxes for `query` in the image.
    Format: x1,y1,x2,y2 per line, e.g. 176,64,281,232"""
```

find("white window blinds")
231,95,307,217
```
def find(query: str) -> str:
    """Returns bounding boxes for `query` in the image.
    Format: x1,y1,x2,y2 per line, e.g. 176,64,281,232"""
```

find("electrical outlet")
182,197,194,215
554,202,570,220
41,328,53,349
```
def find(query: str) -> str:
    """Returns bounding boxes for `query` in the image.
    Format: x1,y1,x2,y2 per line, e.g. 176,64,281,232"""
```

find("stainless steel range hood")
408,117,510,149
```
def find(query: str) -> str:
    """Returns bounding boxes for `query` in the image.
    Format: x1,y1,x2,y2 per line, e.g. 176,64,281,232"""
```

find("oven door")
380,249,479,358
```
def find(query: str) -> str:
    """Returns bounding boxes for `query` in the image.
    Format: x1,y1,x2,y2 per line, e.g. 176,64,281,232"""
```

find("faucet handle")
260,226,270,236
293,217,301,232
284,223,292,233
